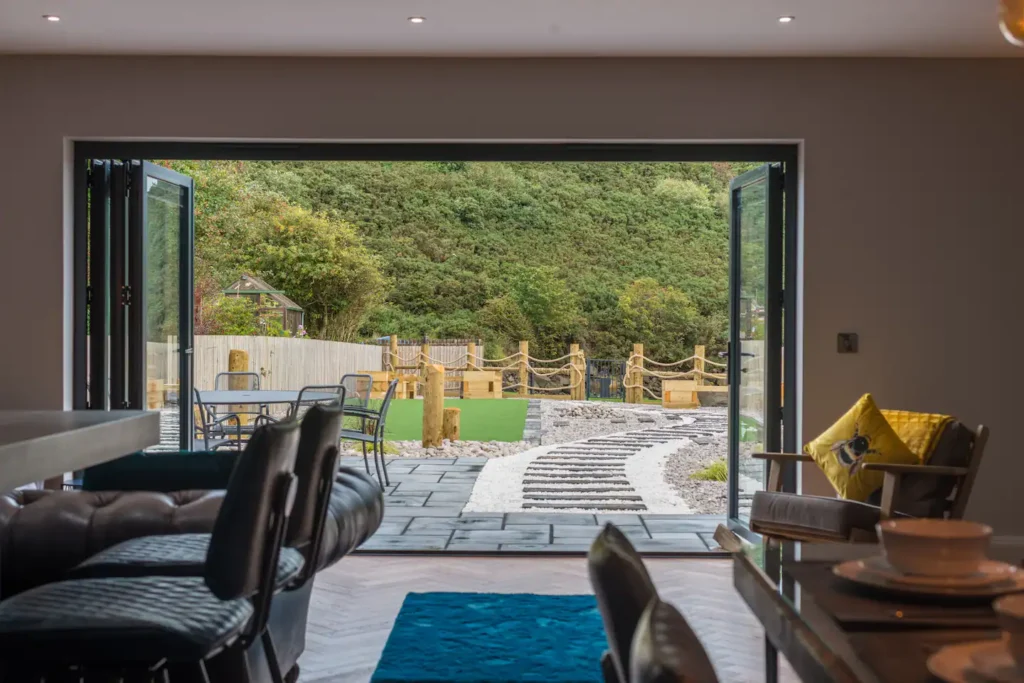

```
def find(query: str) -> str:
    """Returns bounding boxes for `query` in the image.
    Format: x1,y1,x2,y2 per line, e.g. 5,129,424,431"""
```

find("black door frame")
727,163,788,523
72,141,799,499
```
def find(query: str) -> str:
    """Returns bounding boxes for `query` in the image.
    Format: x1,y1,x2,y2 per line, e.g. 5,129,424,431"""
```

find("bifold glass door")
82,160,195,450
727,164,785,524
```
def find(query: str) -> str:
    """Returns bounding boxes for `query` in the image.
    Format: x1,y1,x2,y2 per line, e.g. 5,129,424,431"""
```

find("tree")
618,278,701,361
507,266,584,357
239,199,388,341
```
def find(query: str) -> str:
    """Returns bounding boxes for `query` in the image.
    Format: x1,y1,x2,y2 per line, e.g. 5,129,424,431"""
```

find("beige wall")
0,57,1021,529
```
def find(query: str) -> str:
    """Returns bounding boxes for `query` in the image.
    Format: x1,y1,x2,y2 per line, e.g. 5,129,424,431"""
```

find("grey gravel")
662,434,728,515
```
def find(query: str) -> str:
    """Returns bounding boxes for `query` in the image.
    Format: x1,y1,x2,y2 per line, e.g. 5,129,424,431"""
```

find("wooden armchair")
748,423,988,543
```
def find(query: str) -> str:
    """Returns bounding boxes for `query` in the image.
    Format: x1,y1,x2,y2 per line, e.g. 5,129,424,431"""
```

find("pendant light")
1001,0,1024,47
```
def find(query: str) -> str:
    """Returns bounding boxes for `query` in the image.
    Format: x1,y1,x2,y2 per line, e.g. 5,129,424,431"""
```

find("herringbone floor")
301,556,796,683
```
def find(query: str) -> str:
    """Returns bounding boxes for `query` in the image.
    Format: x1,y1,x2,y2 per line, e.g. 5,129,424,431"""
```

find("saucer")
970,639,1024,683
862,556,1018,588
929,638,1024,683
833,558,1024,597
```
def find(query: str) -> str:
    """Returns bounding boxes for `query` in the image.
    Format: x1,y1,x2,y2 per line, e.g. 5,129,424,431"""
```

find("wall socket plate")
837,333,859,354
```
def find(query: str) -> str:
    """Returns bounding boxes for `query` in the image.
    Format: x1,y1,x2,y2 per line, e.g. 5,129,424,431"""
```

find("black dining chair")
341,379,398,489
0,420,301,683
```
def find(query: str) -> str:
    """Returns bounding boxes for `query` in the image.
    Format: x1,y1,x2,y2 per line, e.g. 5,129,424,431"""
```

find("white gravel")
662,434,729,515
540,401,682,445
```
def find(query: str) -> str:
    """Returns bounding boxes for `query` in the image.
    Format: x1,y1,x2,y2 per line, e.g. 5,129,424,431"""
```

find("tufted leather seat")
0,575,253,663
0,466,382,599
72,533,306,587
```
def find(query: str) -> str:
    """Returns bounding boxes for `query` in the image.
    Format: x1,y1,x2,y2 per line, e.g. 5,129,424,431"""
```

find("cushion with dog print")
804,393,917,501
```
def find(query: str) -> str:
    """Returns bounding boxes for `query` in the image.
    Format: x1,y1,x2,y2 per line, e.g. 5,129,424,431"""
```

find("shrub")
690,459,728,482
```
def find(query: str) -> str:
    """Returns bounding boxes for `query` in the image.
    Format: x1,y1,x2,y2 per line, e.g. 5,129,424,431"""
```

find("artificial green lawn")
381,398,529,442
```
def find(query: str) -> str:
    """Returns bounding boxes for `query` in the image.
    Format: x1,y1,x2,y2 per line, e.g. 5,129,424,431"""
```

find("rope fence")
370,338,727,403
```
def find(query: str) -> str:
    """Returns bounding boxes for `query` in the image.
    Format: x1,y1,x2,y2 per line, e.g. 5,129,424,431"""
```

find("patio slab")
351,455,726,554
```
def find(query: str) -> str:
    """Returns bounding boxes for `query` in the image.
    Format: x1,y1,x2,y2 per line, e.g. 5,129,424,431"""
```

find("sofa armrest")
82,450,239,492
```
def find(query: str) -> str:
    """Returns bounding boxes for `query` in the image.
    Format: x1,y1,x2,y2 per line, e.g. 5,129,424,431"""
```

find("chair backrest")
193,388,212,443
205,420,300,601
879,422,989,519
588,523,659,683
373,380,400,438
287,404,346,562
215,371,261,391
340,373,373,409
630,599,720,683
950,424,988,519
291,384,346,420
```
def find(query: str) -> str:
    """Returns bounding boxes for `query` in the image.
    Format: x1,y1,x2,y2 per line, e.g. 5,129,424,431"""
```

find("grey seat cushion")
0,576,252,663
750,491,909,541
69,533,305,588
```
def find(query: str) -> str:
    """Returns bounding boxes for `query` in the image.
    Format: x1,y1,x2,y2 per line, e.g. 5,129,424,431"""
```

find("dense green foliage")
165,160,750,360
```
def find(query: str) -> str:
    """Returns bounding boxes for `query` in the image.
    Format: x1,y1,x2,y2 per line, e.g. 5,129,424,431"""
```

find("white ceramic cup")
876,519,992,577
994,594,1024,668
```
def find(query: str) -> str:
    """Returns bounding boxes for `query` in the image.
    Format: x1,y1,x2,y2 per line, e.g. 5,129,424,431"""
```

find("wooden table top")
0,411,160,491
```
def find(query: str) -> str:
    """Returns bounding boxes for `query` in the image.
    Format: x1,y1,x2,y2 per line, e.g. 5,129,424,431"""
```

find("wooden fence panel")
192,336,383,390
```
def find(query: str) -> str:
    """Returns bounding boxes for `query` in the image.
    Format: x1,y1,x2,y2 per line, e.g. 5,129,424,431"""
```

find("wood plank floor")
301,556,796,683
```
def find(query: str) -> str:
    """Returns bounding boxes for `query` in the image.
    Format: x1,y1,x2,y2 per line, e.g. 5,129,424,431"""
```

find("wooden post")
694,345,706,387
629,343,644,403
577,346,587,400
466,341,477,371
518,340,529,398
387,336,399,378
569,343,581,401
228,349,251,430
443,407,461,442
423,364,444,448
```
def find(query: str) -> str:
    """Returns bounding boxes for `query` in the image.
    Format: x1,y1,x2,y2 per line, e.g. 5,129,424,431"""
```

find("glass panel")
735,173,769,522
144,175,185,450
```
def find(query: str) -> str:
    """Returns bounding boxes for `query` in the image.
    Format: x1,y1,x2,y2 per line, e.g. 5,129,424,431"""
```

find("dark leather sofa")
0,451,384,682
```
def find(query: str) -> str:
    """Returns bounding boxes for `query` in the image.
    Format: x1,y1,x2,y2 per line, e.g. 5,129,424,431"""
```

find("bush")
690,459,728,482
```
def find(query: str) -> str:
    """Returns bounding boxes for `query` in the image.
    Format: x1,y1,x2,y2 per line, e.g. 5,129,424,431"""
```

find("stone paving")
342,454,726,553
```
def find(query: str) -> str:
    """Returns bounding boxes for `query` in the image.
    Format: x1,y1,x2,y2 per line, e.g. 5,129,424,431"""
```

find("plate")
929,639,1020,683
971,640,1024,683
833,559,1024,597
861,556,1018,588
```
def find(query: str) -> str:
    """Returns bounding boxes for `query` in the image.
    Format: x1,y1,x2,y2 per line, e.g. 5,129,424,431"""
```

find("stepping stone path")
465,411,728,514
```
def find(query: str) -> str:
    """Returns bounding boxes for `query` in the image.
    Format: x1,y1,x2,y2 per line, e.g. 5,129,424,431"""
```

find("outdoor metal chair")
340,380,398,489
340,373,373,411
214,371,267,423
193,387,243,450
749,421,989,543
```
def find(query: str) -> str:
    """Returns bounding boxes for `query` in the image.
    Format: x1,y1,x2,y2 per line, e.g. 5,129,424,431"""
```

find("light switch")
837,333,858,354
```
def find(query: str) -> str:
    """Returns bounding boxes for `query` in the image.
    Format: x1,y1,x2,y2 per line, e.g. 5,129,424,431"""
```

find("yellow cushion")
804,394,918,501
880,409,953,463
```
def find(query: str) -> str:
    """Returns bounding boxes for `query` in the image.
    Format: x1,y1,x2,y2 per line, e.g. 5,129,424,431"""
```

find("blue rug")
371,593,605,683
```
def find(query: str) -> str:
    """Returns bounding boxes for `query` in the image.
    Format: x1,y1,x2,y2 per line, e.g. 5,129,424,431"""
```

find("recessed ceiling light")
408,16,425,24
43,14,60,22
778,16,795,24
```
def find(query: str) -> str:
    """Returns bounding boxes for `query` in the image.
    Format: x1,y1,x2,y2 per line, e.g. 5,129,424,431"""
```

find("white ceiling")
0,0,1019,57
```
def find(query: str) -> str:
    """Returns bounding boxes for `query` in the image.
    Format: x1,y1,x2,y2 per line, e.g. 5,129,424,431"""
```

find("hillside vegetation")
166,160,750,361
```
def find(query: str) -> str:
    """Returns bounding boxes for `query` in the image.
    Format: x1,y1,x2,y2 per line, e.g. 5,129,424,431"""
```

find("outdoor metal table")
733,541,1008,683
196,390,340,406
